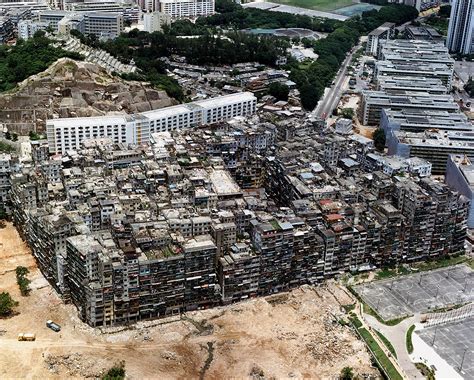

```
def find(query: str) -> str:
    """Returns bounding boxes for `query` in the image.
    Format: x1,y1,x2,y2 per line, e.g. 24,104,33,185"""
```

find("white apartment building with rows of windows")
159,0,214,18
47,92,257,154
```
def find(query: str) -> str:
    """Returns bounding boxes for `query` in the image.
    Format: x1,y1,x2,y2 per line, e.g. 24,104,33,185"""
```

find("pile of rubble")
44,353,110,378
0,58,174,134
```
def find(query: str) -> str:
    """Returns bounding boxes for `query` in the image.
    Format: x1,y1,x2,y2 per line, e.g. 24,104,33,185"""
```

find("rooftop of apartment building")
363,90,458,108
368,22,395,36
394,130,474,148
375,60,453,75
377,76,447,93
382,109,472,130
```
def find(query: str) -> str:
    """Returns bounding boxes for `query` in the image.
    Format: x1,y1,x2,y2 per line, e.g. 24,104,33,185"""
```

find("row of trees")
0,33,82,93
99,30,289,68
16,266,31,296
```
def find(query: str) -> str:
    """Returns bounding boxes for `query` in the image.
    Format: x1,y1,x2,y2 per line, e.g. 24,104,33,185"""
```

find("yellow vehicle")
18,333,36,341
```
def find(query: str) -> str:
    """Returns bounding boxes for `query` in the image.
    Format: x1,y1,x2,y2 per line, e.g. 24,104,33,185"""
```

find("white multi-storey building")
447,0,474,55
159,0,214,18
18,20,49,40
46,92,257,154
143,11,171,32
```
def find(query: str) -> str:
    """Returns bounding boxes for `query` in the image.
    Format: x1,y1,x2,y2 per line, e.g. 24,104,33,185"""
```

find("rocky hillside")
0,58,174,134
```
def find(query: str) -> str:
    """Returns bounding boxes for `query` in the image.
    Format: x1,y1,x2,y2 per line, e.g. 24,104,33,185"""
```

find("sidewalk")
354,303,409,379
363,312,423,379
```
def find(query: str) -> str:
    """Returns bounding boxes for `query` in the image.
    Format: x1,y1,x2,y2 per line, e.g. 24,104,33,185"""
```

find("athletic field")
271,0,354,12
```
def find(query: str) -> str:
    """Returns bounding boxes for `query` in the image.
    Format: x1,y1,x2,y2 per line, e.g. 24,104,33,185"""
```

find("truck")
18,333,36,341
46,320,61,332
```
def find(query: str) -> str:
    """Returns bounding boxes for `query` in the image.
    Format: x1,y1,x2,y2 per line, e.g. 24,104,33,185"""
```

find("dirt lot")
0,223,378,379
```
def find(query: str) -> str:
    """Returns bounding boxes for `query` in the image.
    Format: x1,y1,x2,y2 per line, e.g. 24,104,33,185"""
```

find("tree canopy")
373,128,386,152
268,82,290,101
0,35,82,93
0,292,18,317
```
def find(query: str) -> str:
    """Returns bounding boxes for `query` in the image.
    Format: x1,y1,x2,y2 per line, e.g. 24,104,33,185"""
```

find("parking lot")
417,317,474,379
353,265,474,321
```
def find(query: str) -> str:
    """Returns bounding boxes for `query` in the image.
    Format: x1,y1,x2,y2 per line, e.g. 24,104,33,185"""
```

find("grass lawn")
375,330,397,359
406,325,415,354
271,0,354,12
358,328,403,380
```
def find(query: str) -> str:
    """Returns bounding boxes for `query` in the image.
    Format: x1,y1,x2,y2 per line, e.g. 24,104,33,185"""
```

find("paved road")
313,42,362,118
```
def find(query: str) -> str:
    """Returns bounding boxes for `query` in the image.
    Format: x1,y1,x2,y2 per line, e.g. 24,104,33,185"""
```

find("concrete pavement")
363,313,423,379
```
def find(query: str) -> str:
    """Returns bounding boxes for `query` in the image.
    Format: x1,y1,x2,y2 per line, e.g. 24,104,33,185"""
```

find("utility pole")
459,348,468,373
431,325,438,346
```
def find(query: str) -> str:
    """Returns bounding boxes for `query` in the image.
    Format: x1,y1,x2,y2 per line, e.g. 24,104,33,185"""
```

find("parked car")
46,320,61,332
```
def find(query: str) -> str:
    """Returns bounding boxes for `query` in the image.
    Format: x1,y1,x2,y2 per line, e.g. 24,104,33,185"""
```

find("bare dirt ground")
0,222,378,379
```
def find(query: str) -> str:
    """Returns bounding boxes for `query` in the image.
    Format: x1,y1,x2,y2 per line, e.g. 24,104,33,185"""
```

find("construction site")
0,222,378,379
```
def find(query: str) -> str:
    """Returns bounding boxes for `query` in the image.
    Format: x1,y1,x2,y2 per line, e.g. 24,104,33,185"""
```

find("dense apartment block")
359,91,459,125
387,130,474,173
378,40,454,68
374,61,453,89
3,111,468,327
376,76,447,94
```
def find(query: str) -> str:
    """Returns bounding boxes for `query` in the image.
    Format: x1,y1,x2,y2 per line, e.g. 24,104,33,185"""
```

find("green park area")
272,0,354,12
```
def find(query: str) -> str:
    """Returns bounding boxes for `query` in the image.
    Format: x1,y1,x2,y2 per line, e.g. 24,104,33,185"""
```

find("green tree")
268,82,289,101
438,4,451,18
0,292,18,317
29,131,41,140
340,367,354,380
16,266,31,296
373,128,386,152
299,83,321,111
15,266,29,278
102,361,125,380
340,108,354,119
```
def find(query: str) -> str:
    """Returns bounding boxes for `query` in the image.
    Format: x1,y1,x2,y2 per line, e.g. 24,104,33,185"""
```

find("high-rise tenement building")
446,0,474,54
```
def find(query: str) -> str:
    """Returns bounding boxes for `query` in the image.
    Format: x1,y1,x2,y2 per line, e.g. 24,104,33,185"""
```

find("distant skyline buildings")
446,0,474,54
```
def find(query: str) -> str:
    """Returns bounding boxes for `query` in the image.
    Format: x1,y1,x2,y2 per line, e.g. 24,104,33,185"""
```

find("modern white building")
18,20,49,40
446,0,474,55
365,22,395,56
159,0,215,18
39,10,124,39
46,92,257,154
143,11,171,32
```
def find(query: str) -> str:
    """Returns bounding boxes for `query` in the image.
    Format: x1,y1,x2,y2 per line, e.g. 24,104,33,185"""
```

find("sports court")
353,265,474,321
417,317,474,379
